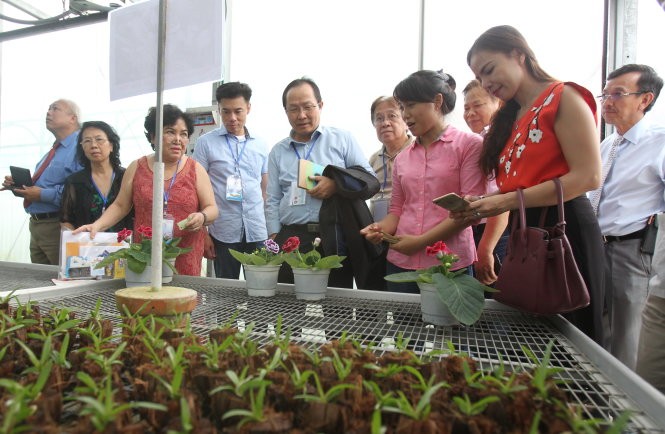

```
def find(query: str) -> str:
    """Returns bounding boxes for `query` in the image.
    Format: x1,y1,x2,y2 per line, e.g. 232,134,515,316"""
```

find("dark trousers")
211,234,264,279
274,225,354,289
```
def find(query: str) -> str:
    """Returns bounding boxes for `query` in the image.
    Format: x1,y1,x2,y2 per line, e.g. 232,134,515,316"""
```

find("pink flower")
117,228,132,243
281,236,300,253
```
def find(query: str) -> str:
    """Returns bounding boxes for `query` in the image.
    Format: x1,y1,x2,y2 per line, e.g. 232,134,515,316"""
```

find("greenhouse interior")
1,0,665,432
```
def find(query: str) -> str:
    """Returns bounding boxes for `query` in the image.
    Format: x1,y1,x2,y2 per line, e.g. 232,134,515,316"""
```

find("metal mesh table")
0,261,58,291
6,275,665,432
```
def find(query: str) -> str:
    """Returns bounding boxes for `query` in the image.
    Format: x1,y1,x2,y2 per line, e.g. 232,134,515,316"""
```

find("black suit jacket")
319,165,386,291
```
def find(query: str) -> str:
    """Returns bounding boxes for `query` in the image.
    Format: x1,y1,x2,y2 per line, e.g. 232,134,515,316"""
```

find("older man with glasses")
589,64,665,369
265,77,377,289
2,99,83,265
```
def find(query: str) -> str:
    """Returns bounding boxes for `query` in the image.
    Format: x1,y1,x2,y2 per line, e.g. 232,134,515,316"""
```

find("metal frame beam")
1,0,50,19
0,12,108,43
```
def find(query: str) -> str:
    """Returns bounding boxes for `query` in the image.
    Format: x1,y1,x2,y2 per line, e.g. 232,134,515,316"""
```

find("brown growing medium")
0,300,620,433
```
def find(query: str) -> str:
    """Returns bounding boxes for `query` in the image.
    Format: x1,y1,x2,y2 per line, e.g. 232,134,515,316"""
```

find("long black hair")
76,121,122,171
467,25,555,177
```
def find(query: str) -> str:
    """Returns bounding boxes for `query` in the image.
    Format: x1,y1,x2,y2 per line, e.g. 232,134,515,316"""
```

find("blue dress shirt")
26,130,82,214
193,126,269,243
265,125,374,235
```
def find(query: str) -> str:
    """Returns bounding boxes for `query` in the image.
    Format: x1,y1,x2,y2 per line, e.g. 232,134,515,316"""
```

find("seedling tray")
6,275,665,432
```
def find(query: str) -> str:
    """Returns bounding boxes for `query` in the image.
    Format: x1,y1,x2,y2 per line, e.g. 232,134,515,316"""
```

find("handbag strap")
513,178,566,237
551,178,567,235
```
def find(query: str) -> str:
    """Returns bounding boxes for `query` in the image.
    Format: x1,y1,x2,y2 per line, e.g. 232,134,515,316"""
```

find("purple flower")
264,239,280,254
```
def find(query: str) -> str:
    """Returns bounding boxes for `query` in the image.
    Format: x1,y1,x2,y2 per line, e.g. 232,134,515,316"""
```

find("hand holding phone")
432,193,470,212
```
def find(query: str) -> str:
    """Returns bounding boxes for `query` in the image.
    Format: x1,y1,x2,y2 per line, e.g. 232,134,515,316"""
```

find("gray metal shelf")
0,261,58,291
5,275,665,432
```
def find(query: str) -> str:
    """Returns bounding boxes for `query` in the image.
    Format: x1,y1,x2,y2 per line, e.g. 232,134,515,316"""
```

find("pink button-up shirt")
388,125,485,270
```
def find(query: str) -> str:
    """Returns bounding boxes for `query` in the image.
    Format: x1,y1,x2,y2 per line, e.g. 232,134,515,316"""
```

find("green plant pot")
292,268,330,301
418,282,459,326
243,264,280,297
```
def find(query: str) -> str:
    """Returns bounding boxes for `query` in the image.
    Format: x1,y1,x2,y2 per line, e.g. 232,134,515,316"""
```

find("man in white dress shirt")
592,64,665,369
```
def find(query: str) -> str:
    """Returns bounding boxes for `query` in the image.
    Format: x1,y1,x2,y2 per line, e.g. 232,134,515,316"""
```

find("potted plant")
95,225,192,287
385,241,494,326
281,236,345,300
94,225,196,317
229,240,285,297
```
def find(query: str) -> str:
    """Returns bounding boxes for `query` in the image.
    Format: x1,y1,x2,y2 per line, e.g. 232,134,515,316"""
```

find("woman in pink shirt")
361,70,487,293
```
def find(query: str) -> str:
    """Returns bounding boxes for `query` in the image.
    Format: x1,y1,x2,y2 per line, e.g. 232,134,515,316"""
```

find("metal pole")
150,0,167,290
418,0,425,70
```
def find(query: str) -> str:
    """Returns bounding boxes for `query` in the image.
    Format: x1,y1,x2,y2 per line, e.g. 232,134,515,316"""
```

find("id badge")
163,213,175,239
289,180,306,206
226,174,243,202
371,197,390,221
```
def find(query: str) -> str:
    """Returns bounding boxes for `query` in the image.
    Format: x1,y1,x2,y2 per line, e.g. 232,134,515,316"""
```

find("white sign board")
109,0,224,100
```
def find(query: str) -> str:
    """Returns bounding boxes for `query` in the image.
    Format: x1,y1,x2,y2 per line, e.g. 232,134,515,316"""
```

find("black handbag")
494,178,590,315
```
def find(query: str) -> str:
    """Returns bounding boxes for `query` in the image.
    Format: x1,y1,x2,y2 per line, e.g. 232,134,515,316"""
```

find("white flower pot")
292,268,330,301
418,282,459,326
125,261,175,288
244,264,280,297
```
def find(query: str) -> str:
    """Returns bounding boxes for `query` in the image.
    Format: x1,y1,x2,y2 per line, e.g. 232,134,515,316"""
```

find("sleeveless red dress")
497,81,597,192
132,156,204,276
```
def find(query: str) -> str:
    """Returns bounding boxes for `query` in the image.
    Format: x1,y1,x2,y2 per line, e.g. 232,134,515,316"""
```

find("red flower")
426,241,450,257
281,236,300,253
117,228,132,243
137,225,153,239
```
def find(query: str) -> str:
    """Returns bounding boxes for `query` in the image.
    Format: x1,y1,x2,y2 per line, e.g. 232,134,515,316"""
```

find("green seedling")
452,393,500,416
209,366,269,398
295,370,355,404
381,382,447,421
222,382,270,428
522,340,564,399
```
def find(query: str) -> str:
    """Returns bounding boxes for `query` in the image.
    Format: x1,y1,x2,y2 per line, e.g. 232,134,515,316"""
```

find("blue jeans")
212,234,264,279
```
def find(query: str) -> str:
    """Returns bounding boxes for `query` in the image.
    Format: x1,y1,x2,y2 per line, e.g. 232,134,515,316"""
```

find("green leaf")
315,255,345,269
384,271,421,283
432,273,485,326
127,257,147,273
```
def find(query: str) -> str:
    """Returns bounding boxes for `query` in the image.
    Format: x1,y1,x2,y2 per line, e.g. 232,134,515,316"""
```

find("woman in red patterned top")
74,105,218,276
458,25,606,345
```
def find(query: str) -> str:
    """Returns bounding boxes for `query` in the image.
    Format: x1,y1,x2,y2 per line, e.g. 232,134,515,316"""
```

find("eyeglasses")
286,104,319,115
81,137,108,146
597,91,646,102
463,103,488,114
373,112,402,125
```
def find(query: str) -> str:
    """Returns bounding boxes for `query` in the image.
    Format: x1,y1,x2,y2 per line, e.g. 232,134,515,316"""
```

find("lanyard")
225,135,248,173
291,134,319,161
381,150,389,192
90,171,116,212
163,159,181,210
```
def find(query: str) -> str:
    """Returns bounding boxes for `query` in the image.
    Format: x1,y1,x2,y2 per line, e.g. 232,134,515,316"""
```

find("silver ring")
474,211,481,218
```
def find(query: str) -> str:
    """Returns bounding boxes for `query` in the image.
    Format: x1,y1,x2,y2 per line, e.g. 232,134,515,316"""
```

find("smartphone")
432,193,470,212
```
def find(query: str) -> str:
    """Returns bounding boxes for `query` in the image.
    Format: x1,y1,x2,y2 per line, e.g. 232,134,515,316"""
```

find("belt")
283,223,320,233
603,227,646,244
30,212,59,221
